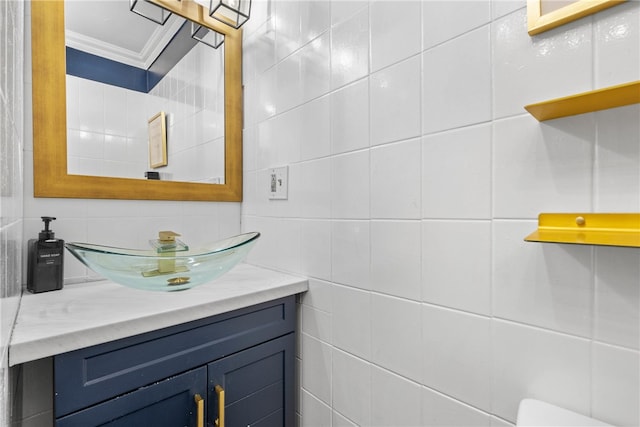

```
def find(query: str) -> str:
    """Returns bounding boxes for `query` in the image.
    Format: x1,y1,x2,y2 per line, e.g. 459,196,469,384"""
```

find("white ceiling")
65,0,184,69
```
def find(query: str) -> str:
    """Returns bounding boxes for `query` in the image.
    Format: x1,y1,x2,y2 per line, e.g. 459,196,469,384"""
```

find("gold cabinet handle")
194,394,204,427
214,385,225,427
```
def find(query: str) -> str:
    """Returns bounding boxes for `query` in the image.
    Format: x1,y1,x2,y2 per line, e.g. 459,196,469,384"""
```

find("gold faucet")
141,231,189,277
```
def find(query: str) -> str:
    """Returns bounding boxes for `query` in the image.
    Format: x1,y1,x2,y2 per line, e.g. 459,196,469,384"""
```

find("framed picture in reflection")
148,111,168,168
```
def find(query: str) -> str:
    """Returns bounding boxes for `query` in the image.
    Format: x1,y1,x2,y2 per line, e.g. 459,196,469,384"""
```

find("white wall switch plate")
269,166,288,200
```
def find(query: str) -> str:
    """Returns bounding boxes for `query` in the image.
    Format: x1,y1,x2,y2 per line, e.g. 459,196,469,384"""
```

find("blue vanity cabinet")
56,367,207,427
53,296,296,427
208,334,295,427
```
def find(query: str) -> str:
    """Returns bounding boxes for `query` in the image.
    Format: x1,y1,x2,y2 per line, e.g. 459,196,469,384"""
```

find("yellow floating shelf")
525,213,640,248
525,80,640,121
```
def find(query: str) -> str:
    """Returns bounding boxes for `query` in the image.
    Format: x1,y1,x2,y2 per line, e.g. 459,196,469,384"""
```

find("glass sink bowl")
65,232,260,292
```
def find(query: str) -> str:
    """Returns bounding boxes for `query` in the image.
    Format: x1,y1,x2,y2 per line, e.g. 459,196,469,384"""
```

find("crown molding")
65,16,184,69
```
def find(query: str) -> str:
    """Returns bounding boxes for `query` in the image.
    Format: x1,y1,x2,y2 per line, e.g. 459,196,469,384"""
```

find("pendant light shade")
129,0,172,25
193,0,251,29
191,22,225,49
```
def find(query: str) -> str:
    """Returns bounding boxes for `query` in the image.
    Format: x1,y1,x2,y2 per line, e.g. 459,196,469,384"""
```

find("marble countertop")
9,264,308,366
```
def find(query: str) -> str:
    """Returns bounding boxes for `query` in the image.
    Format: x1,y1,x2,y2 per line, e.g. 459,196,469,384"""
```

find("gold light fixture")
194,0,251,29
191,22,225,49
129,0,172,25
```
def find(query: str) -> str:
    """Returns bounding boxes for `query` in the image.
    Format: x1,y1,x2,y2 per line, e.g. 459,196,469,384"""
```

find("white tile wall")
594,247,640,349
1,1,24,426
594,1,640,87
371,220,421,300
371,293,422,382
592,342,640,426
493,114,594,217
493,220,593,337
243,1,640,426
370,0,421,73
492,8,593,119
370,57,421,146
332,349,372,427
421,387,492,427
492,320,591,420
422,26,491,134
330,7,369,90
422,220,491,315
331,79,369,155
370,139,421,218
371,365,422,427
423,305,492,411
594,105,640,211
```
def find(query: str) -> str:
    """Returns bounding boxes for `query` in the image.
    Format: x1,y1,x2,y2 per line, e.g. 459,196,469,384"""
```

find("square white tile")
296,158,332,219
594,246,640,349
301,333,332,405
493,220,593,337
371,366,422,426
331,78,369,155
371,139,421,219
371,220,421,301
422,305,492,411
423,0,491,50
422,124,491,219
300,389,332,427
332,349,372,427
331,284,371,359
422,220,491,316
299,220,332,281
274,0,301,61
331,151,370,219
276,52,302,117
594,1,640,87
493,114,594,218
422,387,492,427
371,294,422,382
300,32,331,104
423,26,491,134
331,220,371,289
594,105,640,211
300,95,331,162
370,56,422,146
301,302,332,343
331,7,369,90
491,319,591,423
371,0,422,72
300,1,330,45
592,342,640,427
492,9,593,119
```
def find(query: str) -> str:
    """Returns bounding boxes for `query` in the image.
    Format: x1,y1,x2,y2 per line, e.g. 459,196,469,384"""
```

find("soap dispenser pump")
27,216,64,293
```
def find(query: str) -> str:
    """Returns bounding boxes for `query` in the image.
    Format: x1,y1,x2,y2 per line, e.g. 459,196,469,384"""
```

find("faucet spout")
143,231,190,276
150,231,189,253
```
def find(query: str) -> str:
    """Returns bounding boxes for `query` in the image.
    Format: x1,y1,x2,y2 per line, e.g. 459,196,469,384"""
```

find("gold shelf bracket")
525,213,640,248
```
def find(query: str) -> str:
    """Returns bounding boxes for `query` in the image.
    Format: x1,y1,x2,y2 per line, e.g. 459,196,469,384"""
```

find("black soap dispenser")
27,216,64,293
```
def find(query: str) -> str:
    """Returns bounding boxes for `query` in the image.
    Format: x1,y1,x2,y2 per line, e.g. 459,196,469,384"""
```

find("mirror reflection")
64,0,226,184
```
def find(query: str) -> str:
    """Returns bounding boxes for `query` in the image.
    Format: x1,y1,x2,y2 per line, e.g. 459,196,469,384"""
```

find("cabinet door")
208,334,295,427
56,366,207,427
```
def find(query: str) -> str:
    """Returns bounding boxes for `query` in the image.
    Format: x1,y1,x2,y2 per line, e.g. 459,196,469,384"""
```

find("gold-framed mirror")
31,0,243,201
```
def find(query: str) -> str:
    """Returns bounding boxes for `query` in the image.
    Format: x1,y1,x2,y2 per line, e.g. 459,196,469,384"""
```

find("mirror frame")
527,0,626,35
32,0,243,201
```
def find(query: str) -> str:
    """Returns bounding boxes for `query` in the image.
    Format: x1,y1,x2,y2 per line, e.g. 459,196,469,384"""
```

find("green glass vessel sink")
65,232,260,292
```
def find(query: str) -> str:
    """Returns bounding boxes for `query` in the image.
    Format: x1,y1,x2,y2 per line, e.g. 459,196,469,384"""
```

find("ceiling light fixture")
194,0,251,29
191,22,225,49
129,0,172,25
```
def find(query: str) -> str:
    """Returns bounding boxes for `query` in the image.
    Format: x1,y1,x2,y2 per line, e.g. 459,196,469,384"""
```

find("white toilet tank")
516,399,614,426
